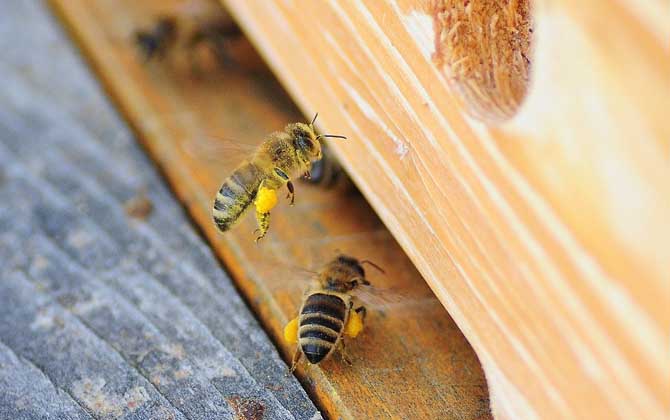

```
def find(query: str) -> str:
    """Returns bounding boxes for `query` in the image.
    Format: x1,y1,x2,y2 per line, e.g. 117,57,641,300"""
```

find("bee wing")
180,132,262,173
353,285,440,312
245,247,318,299
243,244,441,315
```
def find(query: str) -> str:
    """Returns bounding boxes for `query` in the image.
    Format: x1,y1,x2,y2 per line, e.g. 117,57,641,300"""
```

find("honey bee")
212,114,346,241
134,16,178,61
283,255,384,371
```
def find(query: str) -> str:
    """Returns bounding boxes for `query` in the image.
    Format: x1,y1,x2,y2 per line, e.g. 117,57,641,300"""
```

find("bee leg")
355,306,367,322
254,211,270,242
339,340,353,366
289,348,302,373
286,181,295,206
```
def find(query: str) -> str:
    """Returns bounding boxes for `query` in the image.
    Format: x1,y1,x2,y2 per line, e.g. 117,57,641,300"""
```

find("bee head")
319,255,368,292
337,255,385,291
335,255,366,278
291,113,347,164
291,122,322,162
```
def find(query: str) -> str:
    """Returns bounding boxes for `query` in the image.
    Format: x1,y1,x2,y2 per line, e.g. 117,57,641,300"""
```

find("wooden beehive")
48,0,493,418
218,0,670,418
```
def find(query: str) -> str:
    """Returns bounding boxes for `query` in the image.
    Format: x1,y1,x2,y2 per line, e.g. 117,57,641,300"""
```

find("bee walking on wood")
283,255,384,371
134,16,178,61
212,114,346,241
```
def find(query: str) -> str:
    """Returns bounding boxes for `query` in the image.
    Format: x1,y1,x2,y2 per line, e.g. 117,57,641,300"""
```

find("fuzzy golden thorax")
252,122,322,189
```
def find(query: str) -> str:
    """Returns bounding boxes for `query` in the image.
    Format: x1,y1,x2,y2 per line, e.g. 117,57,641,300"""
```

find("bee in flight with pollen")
212,114,346,241
283,254,384,371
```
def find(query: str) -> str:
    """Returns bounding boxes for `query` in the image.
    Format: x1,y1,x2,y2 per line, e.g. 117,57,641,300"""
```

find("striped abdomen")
298,293,347,364
212,163,262,232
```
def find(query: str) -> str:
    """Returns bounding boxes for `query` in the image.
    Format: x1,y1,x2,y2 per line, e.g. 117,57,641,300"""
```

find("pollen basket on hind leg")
254,186,278,213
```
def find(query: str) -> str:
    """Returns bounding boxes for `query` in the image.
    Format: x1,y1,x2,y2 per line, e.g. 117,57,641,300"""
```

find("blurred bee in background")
301,143,354,191
186,19,243,70
134,16,178,61
133,2,245,72
283,254,385,371
212,114,346,241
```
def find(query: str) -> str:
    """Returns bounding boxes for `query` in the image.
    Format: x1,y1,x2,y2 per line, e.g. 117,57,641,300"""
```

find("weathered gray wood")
0,1,321,419
0,340,92,420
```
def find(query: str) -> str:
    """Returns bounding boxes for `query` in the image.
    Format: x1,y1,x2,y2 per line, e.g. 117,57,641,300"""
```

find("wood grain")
217,0,670,419
47,0,492,419
0,1,319,418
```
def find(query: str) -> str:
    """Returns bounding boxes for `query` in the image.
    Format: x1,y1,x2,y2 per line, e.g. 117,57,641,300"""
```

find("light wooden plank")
46,0,492,419
218,0,670,419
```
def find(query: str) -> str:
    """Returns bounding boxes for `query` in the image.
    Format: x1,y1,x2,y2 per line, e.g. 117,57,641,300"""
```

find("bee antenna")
316,134,347,140
360,260,385,274
310,113,319,126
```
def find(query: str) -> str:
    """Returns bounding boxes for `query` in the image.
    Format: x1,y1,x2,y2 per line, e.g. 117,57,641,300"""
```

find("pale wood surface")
218,0,670,419
47,0,492,419
0,1,319,419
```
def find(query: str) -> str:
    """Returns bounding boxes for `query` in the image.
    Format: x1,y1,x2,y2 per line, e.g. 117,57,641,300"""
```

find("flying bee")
212,114,346,241
283,255,384,371
134,16,178,61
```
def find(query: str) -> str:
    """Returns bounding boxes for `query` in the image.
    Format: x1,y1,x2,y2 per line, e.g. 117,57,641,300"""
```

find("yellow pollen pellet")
283,317,299,344
254,186,278,214
344,309,364,338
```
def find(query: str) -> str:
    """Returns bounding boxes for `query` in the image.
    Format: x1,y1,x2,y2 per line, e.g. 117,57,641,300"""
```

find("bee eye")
296,136,313,152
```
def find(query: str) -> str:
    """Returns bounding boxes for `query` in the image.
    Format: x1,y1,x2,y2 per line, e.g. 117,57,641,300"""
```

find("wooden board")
47,0,492,419
216,0,670,419
0,1,318,419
